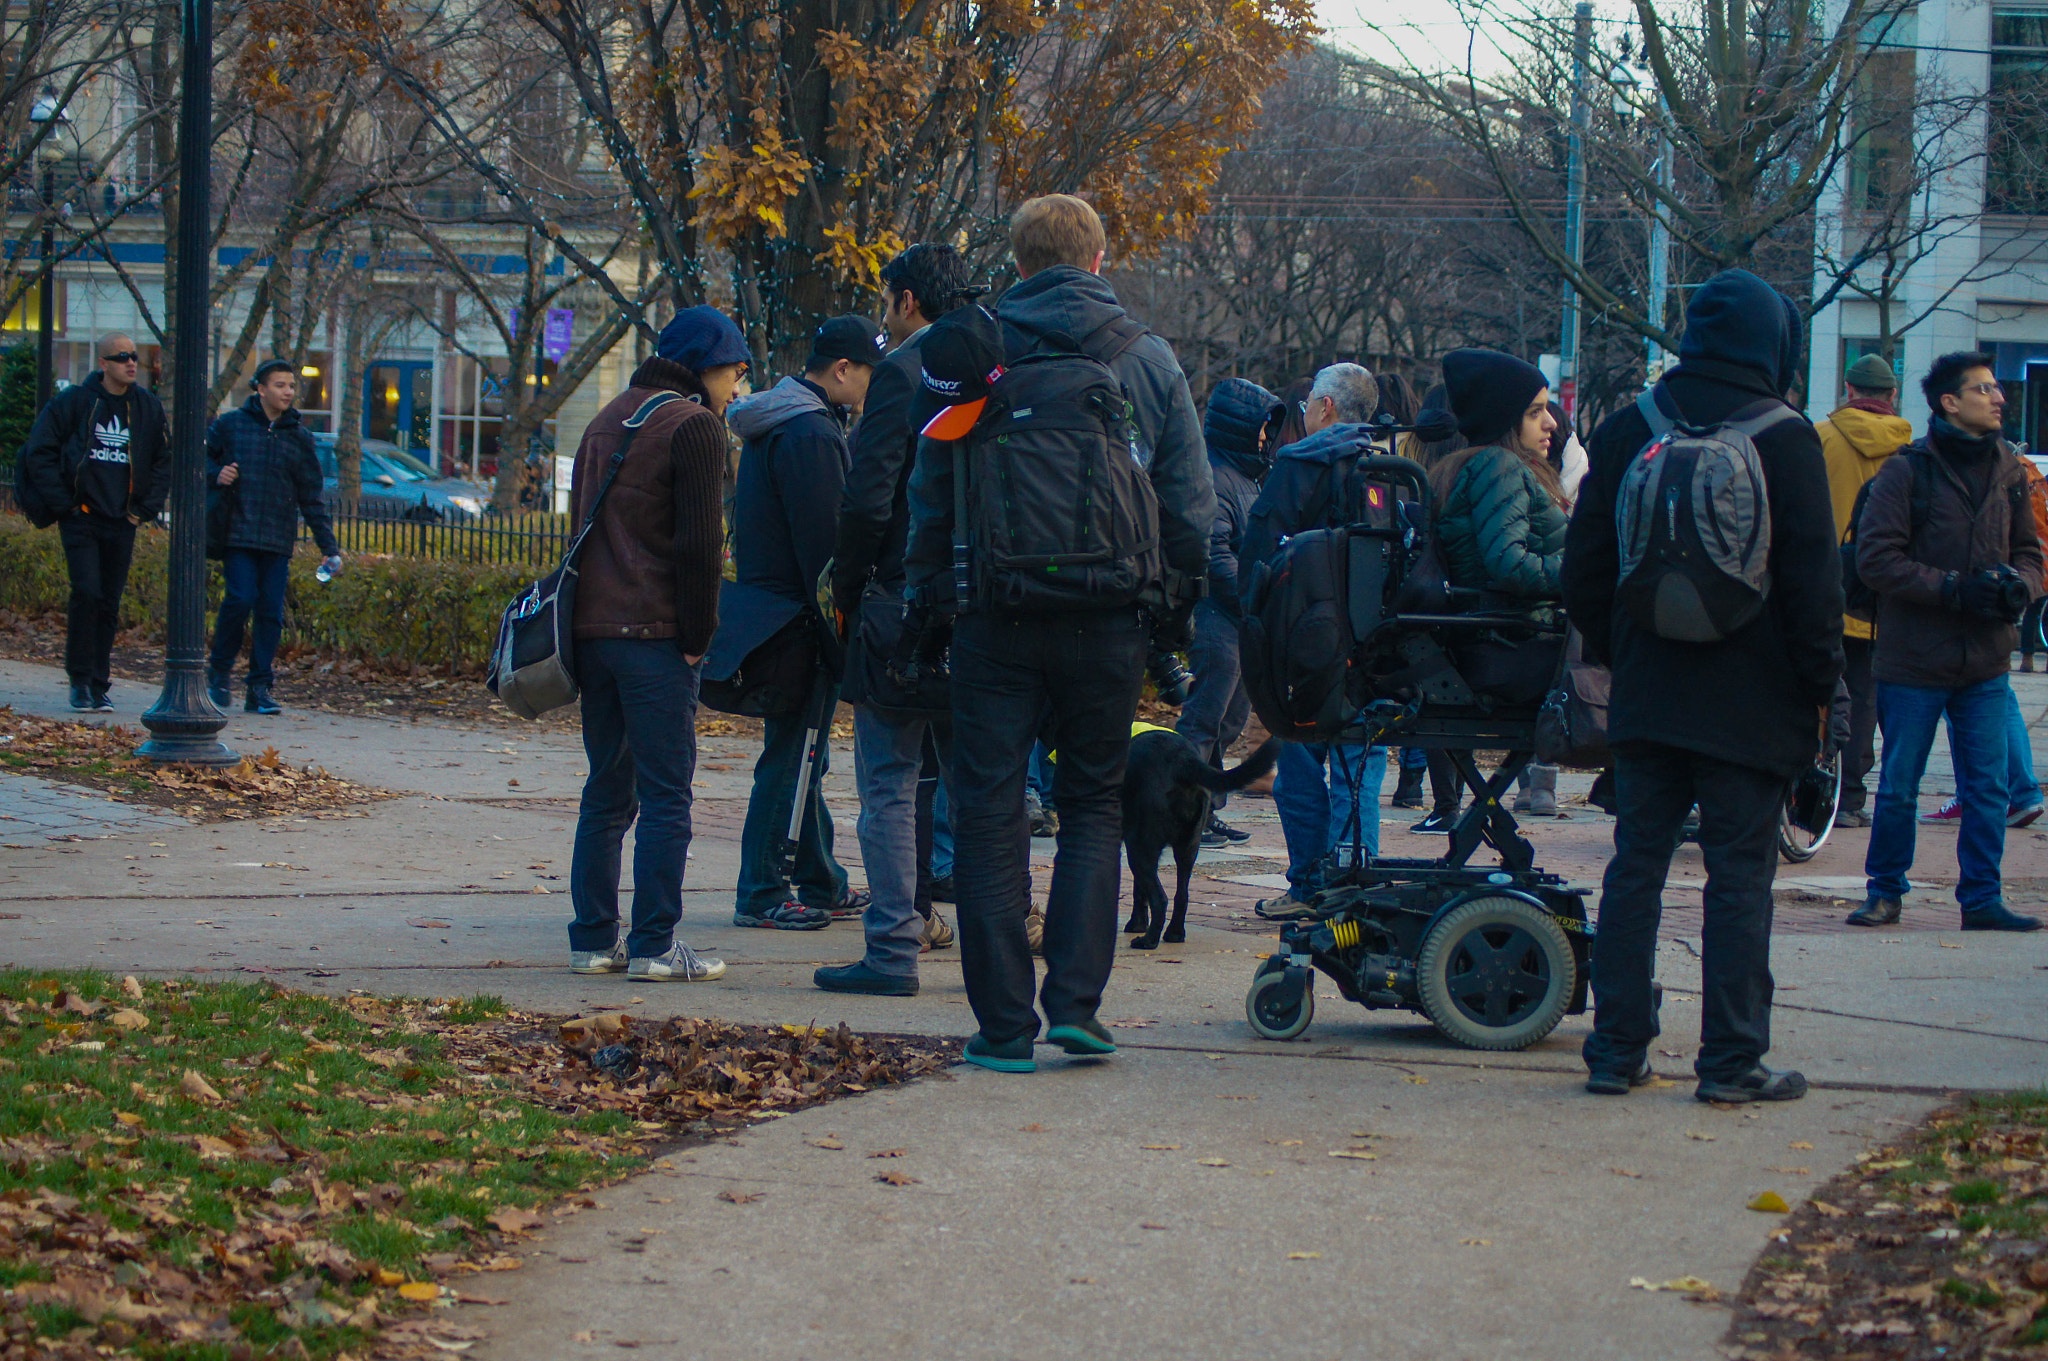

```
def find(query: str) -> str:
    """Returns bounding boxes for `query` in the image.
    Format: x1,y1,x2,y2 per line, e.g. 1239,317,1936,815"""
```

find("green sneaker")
963,1034,1036,1073
1046,1019,1116,1056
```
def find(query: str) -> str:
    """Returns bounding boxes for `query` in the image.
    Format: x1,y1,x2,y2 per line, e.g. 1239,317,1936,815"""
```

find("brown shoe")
1025,907,1046,955
1846,896,1901,927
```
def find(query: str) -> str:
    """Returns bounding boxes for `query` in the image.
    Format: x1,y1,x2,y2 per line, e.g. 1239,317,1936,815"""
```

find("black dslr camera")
1146,646,1194,707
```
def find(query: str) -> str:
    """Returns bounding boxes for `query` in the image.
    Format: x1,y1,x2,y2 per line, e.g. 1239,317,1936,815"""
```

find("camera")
1146,647,1194,707
1985,565,2031,622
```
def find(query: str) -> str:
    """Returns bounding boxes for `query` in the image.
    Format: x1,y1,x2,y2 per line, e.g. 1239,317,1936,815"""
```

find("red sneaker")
1919,798,1962,824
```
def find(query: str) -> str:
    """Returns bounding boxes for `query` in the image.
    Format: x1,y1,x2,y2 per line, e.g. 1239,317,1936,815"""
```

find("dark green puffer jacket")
1436,445,1569,598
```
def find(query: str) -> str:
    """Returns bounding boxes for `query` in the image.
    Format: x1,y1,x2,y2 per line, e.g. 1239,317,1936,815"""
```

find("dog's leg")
1130,847,1167,949
1122,839,1150,937
1164,815,1202,945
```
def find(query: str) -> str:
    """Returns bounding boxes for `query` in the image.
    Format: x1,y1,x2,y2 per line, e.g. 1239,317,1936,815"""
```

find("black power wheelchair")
1241,454,1593,1052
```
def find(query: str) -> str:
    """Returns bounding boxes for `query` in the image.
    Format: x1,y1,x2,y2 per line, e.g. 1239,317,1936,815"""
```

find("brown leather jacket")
569,358,727,654
1858,429,2044,689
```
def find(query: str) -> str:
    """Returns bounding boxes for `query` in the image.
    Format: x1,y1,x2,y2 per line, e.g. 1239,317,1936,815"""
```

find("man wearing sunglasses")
1854,351,2044,932
16,335,170,711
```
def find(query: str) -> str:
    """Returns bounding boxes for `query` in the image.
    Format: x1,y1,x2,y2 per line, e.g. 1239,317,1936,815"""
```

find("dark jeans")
209,548,291,687
950,607,1147,1044
568,639,701,958
1174,604,1249,809
1584,740,1784,1084
58,515,136,690
1842,635,1877,812
736,688,849,917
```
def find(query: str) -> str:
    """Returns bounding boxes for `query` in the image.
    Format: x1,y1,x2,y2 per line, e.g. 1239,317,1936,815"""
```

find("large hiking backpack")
959,318,1164,612
1615,387,1798,643
1240,476,1409,740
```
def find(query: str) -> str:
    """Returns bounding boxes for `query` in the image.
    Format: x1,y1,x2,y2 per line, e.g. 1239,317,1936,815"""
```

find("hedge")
0,512,534,677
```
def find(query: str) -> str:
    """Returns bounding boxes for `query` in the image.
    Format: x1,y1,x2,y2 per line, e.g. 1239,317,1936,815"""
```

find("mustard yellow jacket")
1819,404,1913,639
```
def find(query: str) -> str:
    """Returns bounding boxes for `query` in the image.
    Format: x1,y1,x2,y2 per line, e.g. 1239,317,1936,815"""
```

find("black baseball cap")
807,315,884,369
912,305,1005,441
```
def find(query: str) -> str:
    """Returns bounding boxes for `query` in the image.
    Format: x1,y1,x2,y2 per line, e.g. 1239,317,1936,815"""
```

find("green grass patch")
0,969,644,1359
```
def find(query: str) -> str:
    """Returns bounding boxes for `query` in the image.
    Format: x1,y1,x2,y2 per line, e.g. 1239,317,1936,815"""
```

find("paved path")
1,655,2044,1360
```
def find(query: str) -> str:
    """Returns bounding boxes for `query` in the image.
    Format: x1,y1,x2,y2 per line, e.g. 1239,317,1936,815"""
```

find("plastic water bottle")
315,557,340,584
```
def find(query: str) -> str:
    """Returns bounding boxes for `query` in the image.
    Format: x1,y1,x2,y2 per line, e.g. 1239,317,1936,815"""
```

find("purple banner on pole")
545,308,574,362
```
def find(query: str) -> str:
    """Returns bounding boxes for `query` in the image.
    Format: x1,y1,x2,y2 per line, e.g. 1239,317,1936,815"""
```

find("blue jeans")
1867,675,2010,913
1275,741,1385,889
854,707,950,977
209,548,291,687
737,700,849,917
930,777,954,880
568,640,700,957
1947,684,2041,811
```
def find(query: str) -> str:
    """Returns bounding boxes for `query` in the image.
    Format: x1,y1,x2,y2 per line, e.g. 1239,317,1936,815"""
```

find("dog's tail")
1191,737,1280,794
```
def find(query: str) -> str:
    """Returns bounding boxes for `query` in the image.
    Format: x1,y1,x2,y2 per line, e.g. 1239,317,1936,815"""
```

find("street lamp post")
139,0,235,766
26,89,68,413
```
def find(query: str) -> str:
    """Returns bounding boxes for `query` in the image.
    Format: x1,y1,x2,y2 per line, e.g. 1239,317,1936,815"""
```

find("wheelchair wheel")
1415,896,1574,1051
1779,750,1843,864
1246,957,1315,1040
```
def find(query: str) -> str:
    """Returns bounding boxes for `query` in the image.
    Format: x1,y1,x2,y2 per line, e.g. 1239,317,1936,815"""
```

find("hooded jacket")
20,371,171,521
1857,421,2043,690
1241,423,1382,571
1818,401,1913,641
1202,378,1282,623
832,325,929,609
568,357,727,653
729,375,851,611
1561,268,1844,778
903,265,1214,611
204,397,339,557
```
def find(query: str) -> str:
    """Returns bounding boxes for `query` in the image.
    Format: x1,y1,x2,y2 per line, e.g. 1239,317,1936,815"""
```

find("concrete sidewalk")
1,654,2044,1360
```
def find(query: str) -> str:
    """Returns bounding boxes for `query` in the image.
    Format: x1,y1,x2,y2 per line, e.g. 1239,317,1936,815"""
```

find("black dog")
1121,729,1280,949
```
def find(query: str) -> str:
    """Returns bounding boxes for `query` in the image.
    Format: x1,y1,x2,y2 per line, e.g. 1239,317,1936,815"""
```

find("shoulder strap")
563,392,687,568
1904,446,1937,543
1080,317,1148,368
1635,387,1675,441
1720,401,1801,440
951,440,972,611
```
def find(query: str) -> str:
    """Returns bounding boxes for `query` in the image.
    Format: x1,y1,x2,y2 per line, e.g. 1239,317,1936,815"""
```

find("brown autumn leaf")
809,1137,846,1151
397,1281,442,1301
120,975,144,999
487,1207,544,1235
107,1009,149,1032
867,1148,908,1158
874,1171,918,1187
716,1189,764,1205
179,1070,223,1102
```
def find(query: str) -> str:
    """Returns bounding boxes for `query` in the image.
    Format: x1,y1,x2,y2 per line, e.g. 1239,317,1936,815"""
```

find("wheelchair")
1242,455,1593,1052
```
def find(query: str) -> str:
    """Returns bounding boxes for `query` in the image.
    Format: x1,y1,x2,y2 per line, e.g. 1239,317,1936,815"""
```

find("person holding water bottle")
206,358,341,715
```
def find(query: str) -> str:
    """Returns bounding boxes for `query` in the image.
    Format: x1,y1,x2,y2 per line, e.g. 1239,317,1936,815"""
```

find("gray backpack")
487,392,680,718
1614,388,1798,643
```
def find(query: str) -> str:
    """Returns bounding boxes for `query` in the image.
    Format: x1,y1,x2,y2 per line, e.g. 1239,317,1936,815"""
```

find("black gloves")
1947,568,2029,622
1150,601,1197,653
887,604,952,692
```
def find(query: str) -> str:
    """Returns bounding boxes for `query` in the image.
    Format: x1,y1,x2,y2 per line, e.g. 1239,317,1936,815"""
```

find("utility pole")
140,0,235,766
1646,90,1672,378
1560,0,1592,419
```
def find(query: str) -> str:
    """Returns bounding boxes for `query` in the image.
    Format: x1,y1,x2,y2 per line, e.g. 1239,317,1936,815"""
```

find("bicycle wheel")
1779,751,1843,863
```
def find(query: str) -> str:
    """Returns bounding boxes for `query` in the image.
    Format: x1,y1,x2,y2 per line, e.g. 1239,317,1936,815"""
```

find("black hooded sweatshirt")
1561,269,1844,778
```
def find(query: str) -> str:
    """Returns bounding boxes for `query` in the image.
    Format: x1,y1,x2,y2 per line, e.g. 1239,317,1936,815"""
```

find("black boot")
68,682,93,712
245,684,282,716
1391,765,1426,809
207,670,232,710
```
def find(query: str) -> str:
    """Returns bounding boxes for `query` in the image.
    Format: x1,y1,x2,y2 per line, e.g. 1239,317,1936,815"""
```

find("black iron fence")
304,509,572,566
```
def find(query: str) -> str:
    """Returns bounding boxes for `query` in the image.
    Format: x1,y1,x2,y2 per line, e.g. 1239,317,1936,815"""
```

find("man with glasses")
17,335,170,711
1853,352,2044,932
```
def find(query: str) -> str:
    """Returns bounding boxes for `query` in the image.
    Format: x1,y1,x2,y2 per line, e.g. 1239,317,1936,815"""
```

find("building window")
1988,8,2048,215
1840,339,1904,391
1850,12,1916,211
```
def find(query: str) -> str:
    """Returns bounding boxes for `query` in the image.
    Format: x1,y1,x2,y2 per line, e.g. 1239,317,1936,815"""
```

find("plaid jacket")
204,398,338,556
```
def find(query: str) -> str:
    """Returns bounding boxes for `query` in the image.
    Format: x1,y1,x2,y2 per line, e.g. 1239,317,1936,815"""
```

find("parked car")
311,435,492,522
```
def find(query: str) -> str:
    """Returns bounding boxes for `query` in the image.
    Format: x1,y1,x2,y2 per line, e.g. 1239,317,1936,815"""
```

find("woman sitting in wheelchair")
1425,349,1572,709
1429,348,1569,602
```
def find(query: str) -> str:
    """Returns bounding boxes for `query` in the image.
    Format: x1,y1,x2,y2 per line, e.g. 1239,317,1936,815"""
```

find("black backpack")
958,317,1164,612
1615,387,1798,643
1240,475,1414,740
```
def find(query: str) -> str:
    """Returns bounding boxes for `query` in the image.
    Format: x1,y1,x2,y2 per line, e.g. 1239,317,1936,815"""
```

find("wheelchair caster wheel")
1246,959,1315,1040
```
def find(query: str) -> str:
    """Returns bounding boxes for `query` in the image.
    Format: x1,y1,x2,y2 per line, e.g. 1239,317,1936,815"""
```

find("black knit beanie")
1441,348,1549,447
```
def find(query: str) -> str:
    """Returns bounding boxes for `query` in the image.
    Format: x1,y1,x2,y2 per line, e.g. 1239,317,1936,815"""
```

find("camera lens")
1147,649,1193,707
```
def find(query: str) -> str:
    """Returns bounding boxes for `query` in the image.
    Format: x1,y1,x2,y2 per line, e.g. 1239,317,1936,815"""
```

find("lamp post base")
139,667,237,766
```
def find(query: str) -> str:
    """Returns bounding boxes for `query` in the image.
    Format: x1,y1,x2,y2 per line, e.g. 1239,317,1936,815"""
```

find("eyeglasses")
101,352,139,364
1964,382,2004,398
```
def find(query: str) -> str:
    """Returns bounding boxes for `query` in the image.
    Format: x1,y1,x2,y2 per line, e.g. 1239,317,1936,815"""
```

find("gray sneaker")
569,941,627,974
628,943,726,981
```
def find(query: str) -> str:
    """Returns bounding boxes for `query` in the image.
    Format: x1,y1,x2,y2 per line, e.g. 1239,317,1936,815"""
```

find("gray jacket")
903,266,1213,608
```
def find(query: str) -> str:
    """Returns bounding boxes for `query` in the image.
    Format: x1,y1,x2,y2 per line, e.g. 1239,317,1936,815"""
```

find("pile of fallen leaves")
1728,1092,2048,1359
0,971,958,1361
0,706,388,821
